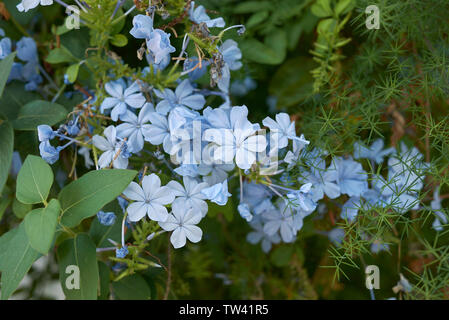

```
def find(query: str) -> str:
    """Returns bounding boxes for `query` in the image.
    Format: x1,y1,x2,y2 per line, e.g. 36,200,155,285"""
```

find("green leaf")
57,233,99,300
110,34,128,47
0,118,13,194
335,0,354,16
270,245,294,267
16,155,54,204
112,274,151,300
0,82,41,121
12,100,68,131
66,64,80,83
0,223,40,300
46,46,78,64
0,52,16,98
233,1,272,13
0,196,11,222
24,199,60,254
240,29,287,65
98,261,110,300
311,0,333,17
89,210,123,248
246,11,269,29
12,197,32,219
59,169,137,228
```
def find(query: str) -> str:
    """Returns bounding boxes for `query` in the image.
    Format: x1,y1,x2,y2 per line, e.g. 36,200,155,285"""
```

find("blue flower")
430,187,447,231
146,29,176,65
159,201,203,249
299,157,340,201
238,203,253,222
37,125,56,142
174,164,199,178
341,196,361,222
0,37,11,59
116,246,129,258
145,111,173,152
17,0,53,12
39,140,61,164
230,77,257,96
92,125,129,169
167,177,209,217
183,57,210,80
328,228,345,246
286,183,317,213
201,180,232,206
100,79,146,121
97,211,116,226
262,113,298,149
353,139,395,164
371,240,389,253
189,1,225,28
122,173,175,222
116,103,154,153
246,216,281,253
216,40,242,93
331,156,368,197
16,37,38,63
262,203,295,242
129,14,153,39
154,79,206,115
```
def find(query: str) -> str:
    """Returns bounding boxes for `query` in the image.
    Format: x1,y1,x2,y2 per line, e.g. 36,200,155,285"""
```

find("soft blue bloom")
146,29,176,65
341,196,361,222
353,139,395,164
115,246,129,258
201,180,231,206
39,140,61,164
204,106,267,169
129,14,153,39
286,183,317,213
0,28,4,37
0,37,11,59
100,79,146,121
253,199,275,215
331,156,368,197
299,157,340,201
17,0,53,12
247,216,281,253
154,79,206,115
230,77,257,96
431,187,447,231
116,103,154,153
65,118,80,136
97,211,116,226
16,37,38,62
174,164,199,178
263,113,298,149
167,177,209,217
189,1,225,28
145,111,173,152
117,196,129,213
146,52,171,71
10,151,22,178
328,228,345,246
92,125,129,169
238,203,253,222
123,173,175,222
242,181,272,208
216,40,242,93
198,155,235,185
37,125,56,142
78,147,94,168
371,240,389,253
262,203,295,242
159,201,203,249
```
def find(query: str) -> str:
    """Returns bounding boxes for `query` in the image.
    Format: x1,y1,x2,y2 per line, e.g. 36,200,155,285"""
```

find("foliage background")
0,0,448,300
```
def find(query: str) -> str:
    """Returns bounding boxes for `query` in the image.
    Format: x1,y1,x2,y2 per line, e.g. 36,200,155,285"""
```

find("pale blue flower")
37,125,56,142
167,177,209,217
201,180,231,206
154,79,206,115
247,216,281,253
331,156,368,197
146,52,171,71
174,164,199,178
39,140,61,164
431,187,447,231
16,37,38,62
159,201,203,249
216,40,242,93
371,240,389,253
262,204,295,242
341,196,361,222
0,28,4,37
204,106,267,169
115,246,129,258
197,147,235,185
328,228,345,246
189,1,225,28
116,103,154,153
17,0,53,12
129,14,153,39
146,29,176,65
183,57,210,80
286,183,317,213
353,139,395,164
262,113,298,149
122,173,175,222
299,157,340,201
230,77,257,96
92,125,129,169
145,111,173,152
238,203,253,222
100,79,146,121
0,37,11,59
97,211,116,226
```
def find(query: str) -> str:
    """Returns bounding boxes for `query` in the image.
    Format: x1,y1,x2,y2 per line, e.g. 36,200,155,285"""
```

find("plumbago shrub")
0,0,448,300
